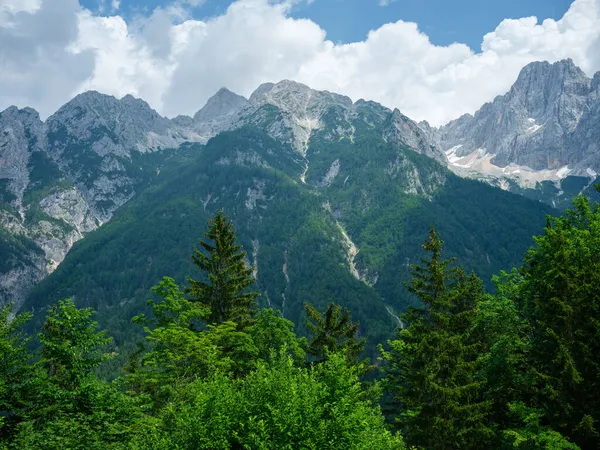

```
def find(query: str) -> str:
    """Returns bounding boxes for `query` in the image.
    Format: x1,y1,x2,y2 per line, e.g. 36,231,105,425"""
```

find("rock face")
0,92,211,308
0,107,46,209
384,110,443,162
0,80,451,309
210,80,445,161
45,91,205,220
194,88,247,124
438,59,600,175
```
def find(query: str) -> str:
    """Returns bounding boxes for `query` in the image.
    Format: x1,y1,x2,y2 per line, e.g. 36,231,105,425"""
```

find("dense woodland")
23,128,555,368
2,192,600,449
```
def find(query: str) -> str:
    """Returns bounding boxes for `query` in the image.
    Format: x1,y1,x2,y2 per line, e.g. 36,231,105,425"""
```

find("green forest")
2,193,600,449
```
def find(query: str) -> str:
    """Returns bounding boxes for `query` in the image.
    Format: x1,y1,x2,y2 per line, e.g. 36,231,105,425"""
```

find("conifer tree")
518,195,600,448
304,302,365,365
382,229,492,449
0,304,36,441
186,211,259,330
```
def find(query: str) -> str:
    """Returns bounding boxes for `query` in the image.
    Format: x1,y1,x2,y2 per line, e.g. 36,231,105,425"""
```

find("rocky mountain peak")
247,80,353,113
438,59,598,177
46,91,196,157
0,106,47,206
193,88,247,123
592,72,600,92
383,109,445,162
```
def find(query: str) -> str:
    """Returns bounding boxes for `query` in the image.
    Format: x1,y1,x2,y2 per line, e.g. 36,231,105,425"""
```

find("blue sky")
82,0,572,49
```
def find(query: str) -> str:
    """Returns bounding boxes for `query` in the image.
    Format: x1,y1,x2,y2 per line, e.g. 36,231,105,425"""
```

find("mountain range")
436,59,600,205
1,58,598,351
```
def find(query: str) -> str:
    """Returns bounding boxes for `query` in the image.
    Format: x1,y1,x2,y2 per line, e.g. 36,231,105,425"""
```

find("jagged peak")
194,87,247,123
592,71,600,91
514,58,589,88
68,90,118,105
56,91,159,114
2,105,31,116
0,105,42,123
247,79,354,114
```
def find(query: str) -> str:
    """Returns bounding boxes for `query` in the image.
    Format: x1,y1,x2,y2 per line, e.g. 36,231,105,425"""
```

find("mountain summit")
438,59,600,179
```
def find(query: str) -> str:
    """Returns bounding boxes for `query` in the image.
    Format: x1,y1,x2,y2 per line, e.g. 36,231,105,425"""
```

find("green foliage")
516,195,600,448
130,353,404,450
1,300,140,449
39,299,113,389
0,305,35,439
10,377,140,450
474,270,530,430
501,402,580,450
382,229,493,449
186,211,259,329
248,308,307,362
128,277,257,405
305,302,366,367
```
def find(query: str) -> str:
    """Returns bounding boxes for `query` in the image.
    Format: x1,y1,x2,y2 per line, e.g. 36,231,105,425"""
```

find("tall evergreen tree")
382,229,492,449
0,304,36,441
304,302,366,365
518,195,600,448
186,211,259,330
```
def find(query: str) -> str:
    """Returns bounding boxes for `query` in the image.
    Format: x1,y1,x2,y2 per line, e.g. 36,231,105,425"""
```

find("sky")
0,0,598,126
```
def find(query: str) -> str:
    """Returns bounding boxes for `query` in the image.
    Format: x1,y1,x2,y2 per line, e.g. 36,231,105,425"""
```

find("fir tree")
186,211,259,330
0,304,36,441
518,196,600,448
304,302,366,365
382,228,492,449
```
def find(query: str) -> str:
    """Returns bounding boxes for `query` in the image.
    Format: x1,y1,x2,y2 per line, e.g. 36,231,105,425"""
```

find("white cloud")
1,0,599,125
0,0,95,117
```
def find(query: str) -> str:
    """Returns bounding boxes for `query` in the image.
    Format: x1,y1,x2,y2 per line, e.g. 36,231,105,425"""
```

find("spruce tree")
0,304,36,442
518,195,600,448
304,302,365,365
382,229,492,449
186,211,259,330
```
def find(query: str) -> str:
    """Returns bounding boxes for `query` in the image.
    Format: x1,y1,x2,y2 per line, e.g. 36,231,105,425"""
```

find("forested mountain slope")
23,123,553,355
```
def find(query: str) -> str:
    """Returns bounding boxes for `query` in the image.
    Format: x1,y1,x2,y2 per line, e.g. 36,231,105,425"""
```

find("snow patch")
556,166,571,179
446,148,576,189
445,145,463,163
587,167,597,178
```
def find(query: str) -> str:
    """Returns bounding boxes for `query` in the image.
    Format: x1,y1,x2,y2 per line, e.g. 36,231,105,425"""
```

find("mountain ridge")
0,80,444,310
437,59,600,178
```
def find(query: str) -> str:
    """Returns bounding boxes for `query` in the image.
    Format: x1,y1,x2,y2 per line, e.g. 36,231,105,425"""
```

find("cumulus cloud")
1,0,599,125
0,0,95,118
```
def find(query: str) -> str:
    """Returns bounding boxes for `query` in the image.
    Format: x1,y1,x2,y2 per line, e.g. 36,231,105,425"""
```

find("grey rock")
438,59,599,173
194,88,247,123
0,106,46,206
384,110,445,162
